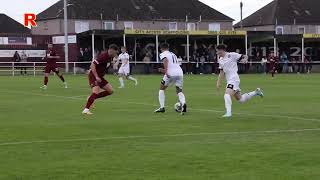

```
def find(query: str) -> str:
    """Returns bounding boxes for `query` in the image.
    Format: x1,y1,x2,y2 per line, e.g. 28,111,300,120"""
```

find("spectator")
78,48,86,69
261,56,267,74
13,51,21,74
280,52,289,73
288,57,294,73
20,51,28,75
199,55,206,74
83,48,92,70
305,56,312,74
143,51,152,74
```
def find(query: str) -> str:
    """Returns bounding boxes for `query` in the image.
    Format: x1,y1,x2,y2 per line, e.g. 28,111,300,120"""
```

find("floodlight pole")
240,1,243,29
156,35,159,62
63,0,69,73
302,37,305,62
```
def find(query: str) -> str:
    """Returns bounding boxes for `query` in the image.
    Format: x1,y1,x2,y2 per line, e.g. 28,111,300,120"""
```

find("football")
174,102,182,112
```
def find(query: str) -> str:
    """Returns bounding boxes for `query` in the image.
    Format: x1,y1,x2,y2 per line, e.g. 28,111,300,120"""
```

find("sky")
0,0,273,25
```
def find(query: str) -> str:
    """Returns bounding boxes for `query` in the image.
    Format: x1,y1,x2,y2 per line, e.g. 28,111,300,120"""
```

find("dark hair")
160,43,169,50
216,44,227,50
109,44,119,51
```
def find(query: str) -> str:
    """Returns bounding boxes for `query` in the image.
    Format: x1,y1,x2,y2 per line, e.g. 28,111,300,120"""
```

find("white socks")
239,91,256,104
178,92,186,105
119,77,124,87
224,94,232,114
128,76,137,82
159,90,165,108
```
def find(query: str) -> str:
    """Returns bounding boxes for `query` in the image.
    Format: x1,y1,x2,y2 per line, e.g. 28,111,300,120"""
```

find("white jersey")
218,52,242,83
119,52,130,69
159,51,183,77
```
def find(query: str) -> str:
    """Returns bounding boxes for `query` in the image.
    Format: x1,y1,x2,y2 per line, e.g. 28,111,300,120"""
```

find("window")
276,26,284,35
187,23,196,31
104,21,114,30
44,21,48,30
124,22,133,30
75,21,89,33
209,23,220,31
169,22,178,31
298,26,305,34
317,26,320,34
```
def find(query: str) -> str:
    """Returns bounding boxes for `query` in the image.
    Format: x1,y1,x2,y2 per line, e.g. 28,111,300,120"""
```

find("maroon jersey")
269,55,277,67
91,52,111,78
46,50,58,66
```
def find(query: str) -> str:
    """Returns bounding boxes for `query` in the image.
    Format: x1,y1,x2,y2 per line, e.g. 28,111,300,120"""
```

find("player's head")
160,43,169,53
108,44,119,57
216,44,227,57
121,46,127,53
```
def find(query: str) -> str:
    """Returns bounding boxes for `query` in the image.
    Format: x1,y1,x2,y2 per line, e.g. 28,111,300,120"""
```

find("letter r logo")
24,13,37,27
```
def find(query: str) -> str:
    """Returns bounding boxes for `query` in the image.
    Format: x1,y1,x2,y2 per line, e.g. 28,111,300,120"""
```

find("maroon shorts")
45,64,59,73
88,73,109,88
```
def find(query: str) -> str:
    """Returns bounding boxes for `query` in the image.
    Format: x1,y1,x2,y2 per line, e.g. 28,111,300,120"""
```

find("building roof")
235,0,320,28
0,14,31,34
37,0,233,22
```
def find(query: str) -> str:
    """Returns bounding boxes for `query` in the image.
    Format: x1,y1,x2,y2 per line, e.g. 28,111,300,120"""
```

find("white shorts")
161,75,183,89
118,66,130,76
226,81,241,92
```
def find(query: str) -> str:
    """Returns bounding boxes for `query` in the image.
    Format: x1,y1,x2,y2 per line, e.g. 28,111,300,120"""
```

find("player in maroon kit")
82,44,119,115
268,52,278,78
41,45,67,89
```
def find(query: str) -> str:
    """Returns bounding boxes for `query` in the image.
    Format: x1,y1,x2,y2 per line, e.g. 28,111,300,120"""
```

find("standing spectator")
78,48,86,70
261,56,267,74
288,57,294,73
305,57,312,74
297,57,303,74
199,55,206,74
143,51,152,74
83,48,92,70
20,51,28,75
13,51,21,74
280,52,289,73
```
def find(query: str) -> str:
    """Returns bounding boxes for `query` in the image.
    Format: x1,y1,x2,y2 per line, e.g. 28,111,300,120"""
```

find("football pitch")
0,74,320,180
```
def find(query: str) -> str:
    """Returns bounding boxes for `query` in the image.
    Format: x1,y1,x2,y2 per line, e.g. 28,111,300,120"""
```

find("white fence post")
12,62,15,76
73,62,76,75
33,62,36,77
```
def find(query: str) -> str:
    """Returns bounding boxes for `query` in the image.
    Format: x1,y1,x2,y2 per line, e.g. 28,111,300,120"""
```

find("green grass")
0,74,320,180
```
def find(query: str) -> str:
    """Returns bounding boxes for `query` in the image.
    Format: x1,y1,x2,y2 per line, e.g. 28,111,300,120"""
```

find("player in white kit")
216,44,264,118
118,46,138,88
154,43,187,114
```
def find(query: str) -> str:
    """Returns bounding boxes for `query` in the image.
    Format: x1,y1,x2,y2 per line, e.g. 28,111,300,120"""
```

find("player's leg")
97,83,113,99
154,77,169,113
235,88,263,104
175,77,187,114
41,72,50,90
54,68,68,88
82,86,100,115
125,68,138,86
271,66,275,78
118,67,125,88
223,86,235,118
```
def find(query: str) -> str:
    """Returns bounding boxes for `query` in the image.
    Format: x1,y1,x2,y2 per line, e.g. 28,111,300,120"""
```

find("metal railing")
0,61,319,76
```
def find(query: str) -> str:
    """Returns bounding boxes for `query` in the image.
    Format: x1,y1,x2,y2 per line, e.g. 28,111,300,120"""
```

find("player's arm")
158,58,169,76
121,58,129,67
216,68,224,91
90,60,101,82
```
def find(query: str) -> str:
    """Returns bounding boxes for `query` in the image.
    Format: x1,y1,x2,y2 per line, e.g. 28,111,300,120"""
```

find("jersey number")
172,54,178,64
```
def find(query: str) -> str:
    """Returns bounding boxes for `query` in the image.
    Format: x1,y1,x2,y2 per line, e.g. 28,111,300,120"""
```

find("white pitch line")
0,89,319,122
0,128,320,147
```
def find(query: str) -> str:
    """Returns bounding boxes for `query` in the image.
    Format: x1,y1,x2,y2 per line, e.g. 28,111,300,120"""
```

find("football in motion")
174,102,182,113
